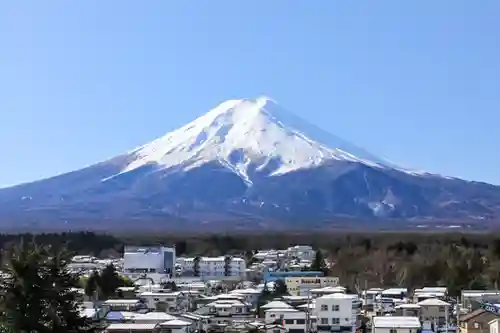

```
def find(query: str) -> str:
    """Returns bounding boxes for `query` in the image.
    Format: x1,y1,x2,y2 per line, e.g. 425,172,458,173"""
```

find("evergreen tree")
310,249,328,274
273,279,289,296
84,271,99,300
96,264,122,300
256,283,273,316
43,247,94,333
0,240,93,333
193,256,201,277
0,240,48,333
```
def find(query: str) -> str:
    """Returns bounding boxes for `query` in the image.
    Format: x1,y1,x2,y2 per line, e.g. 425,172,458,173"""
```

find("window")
332,304,340,311
321,318,329,325
390,329,397,333
332,318,340,325
296,319,305,325
284,319,294,324
321,304,328,311
439,306,445,312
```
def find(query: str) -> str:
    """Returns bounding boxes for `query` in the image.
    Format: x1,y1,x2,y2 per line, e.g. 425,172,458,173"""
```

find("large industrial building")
123,246,176,278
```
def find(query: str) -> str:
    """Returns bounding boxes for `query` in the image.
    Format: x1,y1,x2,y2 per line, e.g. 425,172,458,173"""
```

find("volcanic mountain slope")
1,96,500,231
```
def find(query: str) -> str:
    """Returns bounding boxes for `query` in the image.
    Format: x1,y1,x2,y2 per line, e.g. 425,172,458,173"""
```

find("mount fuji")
1,96,500,231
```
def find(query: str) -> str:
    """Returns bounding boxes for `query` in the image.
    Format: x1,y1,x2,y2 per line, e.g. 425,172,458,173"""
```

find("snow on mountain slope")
111,96,424,184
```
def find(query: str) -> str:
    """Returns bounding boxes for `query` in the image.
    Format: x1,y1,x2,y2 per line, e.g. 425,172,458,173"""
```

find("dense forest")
2,231,500,296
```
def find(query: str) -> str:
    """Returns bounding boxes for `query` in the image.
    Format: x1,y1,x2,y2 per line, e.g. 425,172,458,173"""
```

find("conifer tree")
0,240,94,333
0,240,48,333
43,247,94,333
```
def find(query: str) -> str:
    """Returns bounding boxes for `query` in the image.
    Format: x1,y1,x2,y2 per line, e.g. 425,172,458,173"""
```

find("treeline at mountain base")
2,231,500,296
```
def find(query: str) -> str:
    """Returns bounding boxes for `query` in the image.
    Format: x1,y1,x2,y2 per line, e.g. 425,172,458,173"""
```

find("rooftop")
106,323,158,330
373,316,421,328
417,298,451,306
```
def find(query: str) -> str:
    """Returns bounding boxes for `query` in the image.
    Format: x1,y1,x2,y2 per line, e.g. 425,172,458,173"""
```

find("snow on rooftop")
318,293,357,300
373,316,421,328
106,323,158,330
159,319,192,327
104,299,141,304
261,300,293,309
417,298,451,306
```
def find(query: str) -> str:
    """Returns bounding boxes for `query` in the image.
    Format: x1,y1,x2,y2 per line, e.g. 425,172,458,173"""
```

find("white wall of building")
373,316,421,333
177,257,246,278
123,246,176,276
265,309,317,333
315,293,361,330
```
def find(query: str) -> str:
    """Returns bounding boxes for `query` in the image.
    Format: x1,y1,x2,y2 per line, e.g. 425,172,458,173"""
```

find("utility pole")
305,289,311,333
445,303,449,333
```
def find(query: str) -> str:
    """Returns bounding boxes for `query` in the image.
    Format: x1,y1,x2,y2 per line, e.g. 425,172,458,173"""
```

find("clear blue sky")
1,1,499,187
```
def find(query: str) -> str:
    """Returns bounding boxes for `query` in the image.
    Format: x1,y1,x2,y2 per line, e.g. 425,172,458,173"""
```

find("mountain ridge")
0,96,499,231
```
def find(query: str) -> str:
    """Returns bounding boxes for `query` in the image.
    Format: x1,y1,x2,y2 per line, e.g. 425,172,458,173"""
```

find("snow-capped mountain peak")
115,96,417,183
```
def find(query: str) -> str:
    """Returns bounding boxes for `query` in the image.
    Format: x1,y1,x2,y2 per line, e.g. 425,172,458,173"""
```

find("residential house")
139,291,190,313
417,298,452,326
413,287,446,303
381,288,408,304
372,316,421,333
157,319,193,333
261,301,294,311
134,312,178,324
195,299,251,320
460,309,499,333
395,304,421,317
489,318,500,333
310,286,346,298
265,308,317,333
102,299,146,312
229,288,262,306
362,288,383,308
177,313,211,332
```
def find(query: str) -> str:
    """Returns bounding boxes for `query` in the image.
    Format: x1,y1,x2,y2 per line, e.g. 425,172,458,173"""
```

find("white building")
372,316,421,333
315,293,361,332
265,308,317,333
285,276,340,296
138,291,190,312
286,245,316,261
177,256,246,278
229,288,262,305
123,246,176,277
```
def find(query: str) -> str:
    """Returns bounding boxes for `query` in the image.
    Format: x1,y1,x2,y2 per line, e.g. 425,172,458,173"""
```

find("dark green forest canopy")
2,231,500,296
0,231,499,257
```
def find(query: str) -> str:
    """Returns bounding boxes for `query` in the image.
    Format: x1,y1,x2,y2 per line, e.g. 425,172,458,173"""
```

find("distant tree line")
2,231,500,295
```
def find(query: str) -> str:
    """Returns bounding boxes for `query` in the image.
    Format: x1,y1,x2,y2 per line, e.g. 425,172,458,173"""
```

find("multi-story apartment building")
123,246,176,278
315,293,362,332
176,256,246,278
